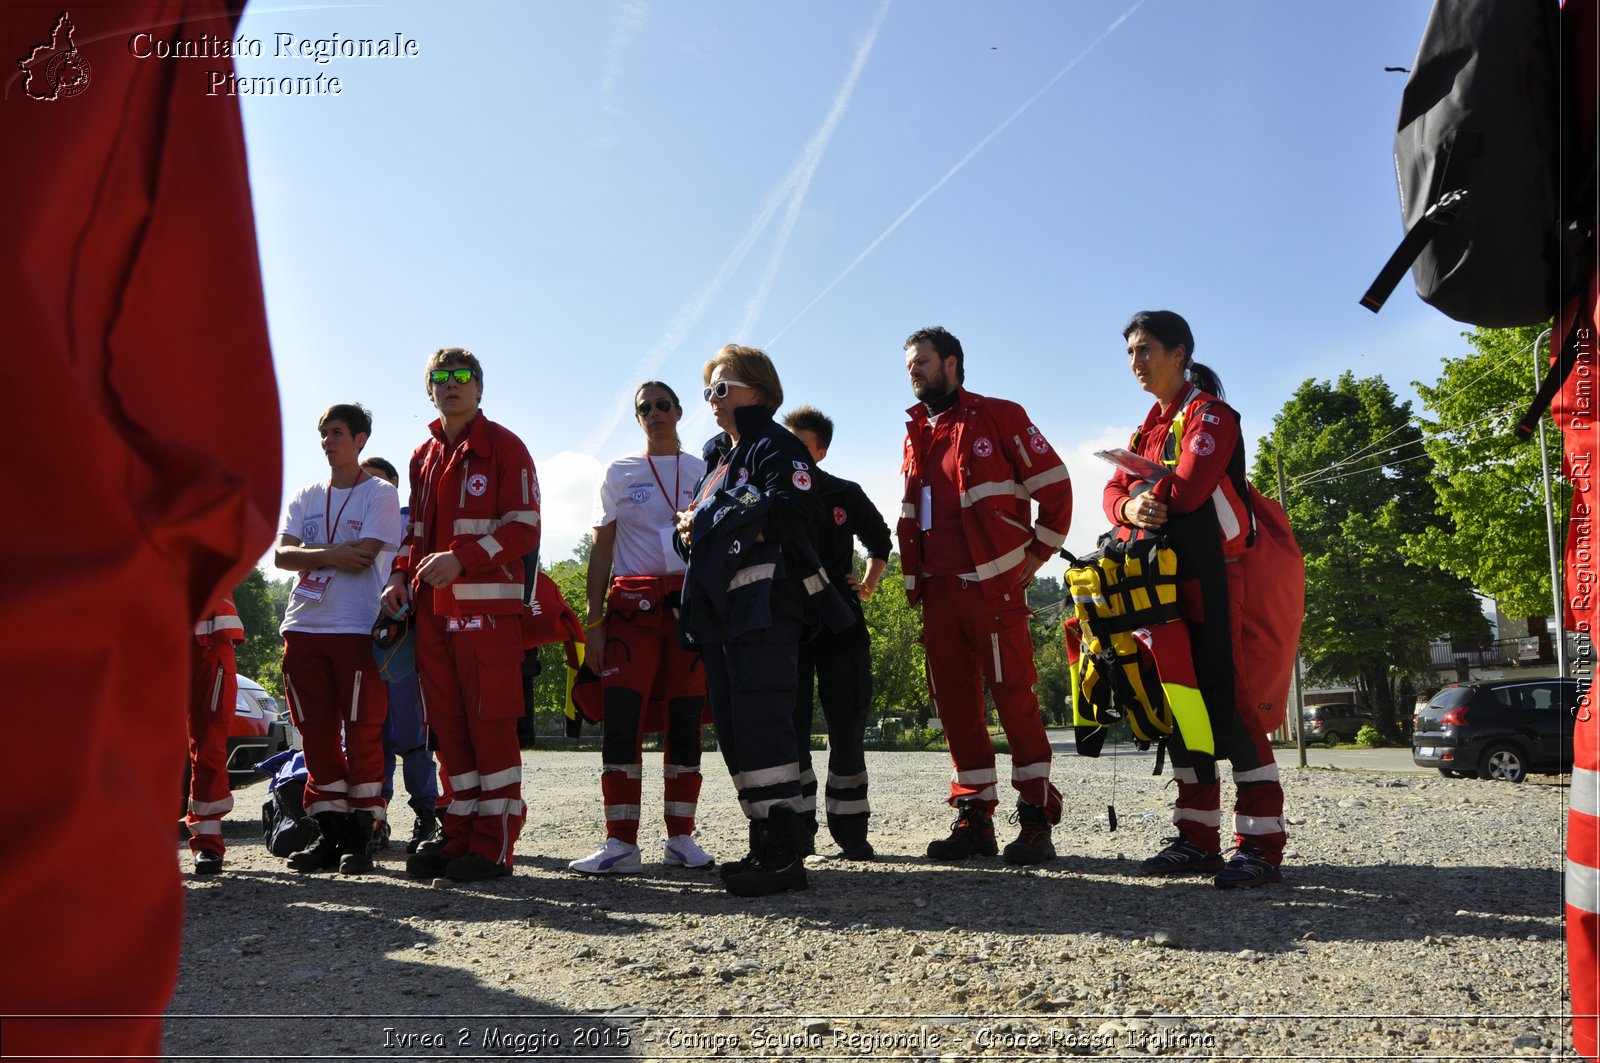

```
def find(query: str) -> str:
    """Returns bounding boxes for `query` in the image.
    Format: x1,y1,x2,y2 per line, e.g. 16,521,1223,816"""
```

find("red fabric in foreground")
0,2,281,1057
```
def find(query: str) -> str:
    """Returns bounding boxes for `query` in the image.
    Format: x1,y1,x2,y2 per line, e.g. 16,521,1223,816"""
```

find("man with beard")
898,326,1072,864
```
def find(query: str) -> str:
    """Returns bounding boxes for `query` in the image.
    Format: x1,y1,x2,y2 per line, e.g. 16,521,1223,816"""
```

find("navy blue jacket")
679,406,852,643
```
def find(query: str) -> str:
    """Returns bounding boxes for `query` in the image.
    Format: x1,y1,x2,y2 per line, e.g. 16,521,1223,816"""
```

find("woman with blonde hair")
675,345,849,896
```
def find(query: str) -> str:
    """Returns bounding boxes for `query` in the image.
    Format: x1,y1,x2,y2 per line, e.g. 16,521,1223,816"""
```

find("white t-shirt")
279,476,403,634
592,451,706,577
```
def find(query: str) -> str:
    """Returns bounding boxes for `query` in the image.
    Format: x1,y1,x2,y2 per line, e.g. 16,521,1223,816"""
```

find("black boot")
829,812,875,861
718,819,761,883
1002,801,1056,865
926,799,998,860
288,812,347,872
339,811,378,874
407,809,440,854
724,809,807,897
798,810,818,857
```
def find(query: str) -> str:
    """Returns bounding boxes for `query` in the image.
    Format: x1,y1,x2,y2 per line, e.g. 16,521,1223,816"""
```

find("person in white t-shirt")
273,403,403,875
569,381,715,875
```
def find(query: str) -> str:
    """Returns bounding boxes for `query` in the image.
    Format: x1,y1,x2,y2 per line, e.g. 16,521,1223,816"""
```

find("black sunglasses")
636,398,676,416
429,368,475,386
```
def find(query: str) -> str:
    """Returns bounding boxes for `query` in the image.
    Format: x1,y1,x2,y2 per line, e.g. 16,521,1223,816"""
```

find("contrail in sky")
583,2,890,454
737,0,892,341
764,0,1147,349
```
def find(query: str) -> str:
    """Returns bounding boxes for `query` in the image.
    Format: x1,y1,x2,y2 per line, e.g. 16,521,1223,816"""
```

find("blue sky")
235,0,1465,569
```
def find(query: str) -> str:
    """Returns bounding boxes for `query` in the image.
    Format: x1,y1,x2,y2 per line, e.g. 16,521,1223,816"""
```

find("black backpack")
1362,0,1597,440
1362,0,1591,328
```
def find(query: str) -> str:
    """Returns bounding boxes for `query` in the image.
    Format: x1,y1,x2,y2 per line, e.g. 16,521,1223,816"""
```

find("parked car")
1301,702,1377,746
1411,678,1583,782
226,676,299,778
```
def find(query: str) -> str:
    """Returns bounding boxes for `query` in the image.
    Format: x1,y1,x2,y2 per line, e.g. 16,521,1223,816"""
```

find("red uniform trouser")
282,632,388,820
187,643,238,855
415,600,526,865
1,2,281,1057
1168,715,1286,863
921,577,1061,819
598,580,705,844
1573,718,1599,1061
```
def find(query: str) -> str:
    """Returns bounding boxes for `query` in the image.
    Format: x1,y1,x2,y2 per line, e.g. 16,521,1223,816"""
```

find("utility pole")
1530,327,1568,678
1277,445,1308,768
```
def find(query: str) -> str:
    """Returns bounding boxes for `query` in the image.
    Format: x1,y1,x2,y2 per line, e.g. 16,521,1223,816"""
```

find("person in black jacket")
676,345,851,896
783,406,891,861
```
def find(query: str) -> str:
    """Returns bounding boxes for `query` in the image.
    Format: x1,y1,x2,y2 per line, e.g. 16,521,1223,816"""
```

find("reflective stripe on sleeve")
454,518,501,535
1023,465,1070,495
453,583,525,601
974,543,1029,582
1213,485,1241,541
1035,523,1067,549
478,534,504,558
960,480,1023,507
503,509,540,527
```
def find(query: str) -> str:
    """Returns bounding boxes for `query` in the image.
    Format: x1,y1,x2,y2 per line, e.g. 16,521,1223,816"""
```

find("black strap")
1515,296,1590,441
1360,189,1470,314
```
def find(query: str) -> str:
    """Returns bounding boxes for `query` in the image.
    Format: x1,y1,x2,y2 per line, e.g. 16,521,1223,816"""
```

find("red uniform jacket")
1103,386,1251,558
898,388,1072,605
195,595,246,649
396,413,541,618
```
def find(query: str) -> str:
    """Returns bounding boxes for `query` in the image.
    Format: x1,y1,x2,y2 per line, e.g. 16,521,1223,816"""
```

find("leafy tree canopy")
1256,372,1486,731
1406,323,1568,619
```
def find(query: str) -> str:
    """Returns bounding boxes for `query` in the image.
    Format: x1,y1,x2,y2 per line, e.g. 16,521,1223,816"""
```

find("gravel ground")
167,745,1580,1062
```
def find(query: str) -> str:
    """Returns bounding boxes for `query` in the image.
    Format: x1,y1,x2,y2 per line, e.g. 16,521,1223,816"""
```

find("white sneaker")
663,833,716,869
568,838,643,875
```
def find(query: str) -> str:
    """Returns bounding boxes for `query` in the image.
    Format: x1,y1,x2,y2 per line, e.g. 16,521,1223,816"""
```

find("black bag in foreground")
1361,0,1590,328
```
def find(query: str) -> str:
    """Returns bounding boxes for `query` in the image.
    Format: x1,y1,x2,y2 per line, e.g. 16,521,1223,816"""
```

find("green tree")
233,568,283,695
1258,372,1487,735
861,555,930,725
1406,323,1570,619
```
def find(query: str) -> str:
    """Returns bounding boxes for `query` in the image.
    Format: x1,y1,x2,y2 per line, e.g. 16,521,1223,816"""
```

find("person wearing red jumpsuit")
186,596,246,874
898,326,1071,865
1104,310,1285,889
1557,5,1598,1052
385,349,541,884
0,2,281,1055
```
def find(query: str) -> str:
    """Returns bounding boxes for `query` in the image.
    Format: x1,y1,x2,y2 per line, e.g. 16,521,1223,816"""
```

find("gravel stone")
166,746,1577,1059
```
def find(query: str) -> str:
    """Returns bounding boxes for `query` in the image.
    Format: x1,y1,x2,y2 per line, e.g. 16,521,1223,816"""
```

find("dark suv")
1411,678,1582,782
1301,702,1376,746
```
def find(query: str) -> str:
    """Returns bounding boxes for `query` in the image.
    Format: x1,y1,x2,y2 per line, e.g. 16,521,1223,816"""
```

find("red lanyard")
645,451,680,514
323,474,365,543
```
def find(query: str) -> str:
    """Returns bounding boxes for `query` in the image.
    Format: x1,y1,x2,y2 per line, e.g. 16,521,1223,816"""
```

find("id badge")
445,615,485,632
293,570,334,601
919,485,933,531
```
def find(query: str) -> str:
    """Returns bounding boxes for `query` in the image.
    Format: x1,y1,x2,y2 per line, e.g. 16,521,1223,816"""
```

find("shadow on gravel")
169,856,647,1060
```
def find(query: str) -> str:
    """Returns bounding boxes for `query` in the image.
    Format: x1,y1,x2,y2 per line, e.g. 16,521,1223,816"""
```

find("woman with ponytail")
1103,310,1288,890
